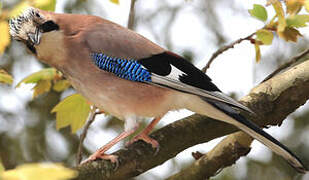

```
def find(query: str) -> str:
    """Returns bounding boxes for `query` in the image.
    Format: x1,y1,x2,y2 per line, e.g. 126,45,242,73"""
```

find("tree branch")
167,132,253,180
202,32,255,73
76,107,97,165
74,59,309,180
262,48,309,82
127,0,137,30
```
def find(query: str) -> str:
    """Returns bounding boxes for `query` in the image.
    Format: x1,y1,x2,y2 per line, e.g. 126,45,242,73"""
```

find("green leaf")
52,94,91,133
0,70,13,85
256,29,274,45
286,14,309,27
16,68,57,87
53,80,71,92
249,4,268,22
32,80,52,98
34,0,57,11
1,163,77,180
110,0,119,4
272,0,286,32
254,43,261,62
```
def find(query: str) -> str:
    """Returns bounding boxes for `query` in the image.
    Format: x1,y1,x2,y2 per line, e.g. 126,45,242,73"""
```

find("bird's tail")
185,96,307,173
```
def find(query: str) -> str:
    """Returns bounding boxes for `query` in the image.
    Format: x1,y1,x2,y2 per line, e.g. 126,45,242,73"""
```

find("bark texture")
74,59,309,180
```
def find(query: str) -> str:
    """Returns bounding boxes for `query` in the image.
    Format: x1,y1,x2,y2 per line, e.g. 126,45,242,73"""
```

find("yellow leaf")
16,68,58,87
8,1,31,18
52,94,91,133
0,69,13,85
110,0,119,4
32,80,52,98
53,80,71,92
278,27,302,42
32,0,56,11
286,0,304,15
254,43,261,62
272,0,286,32
1,163,77,180
0,21,10,55
256,29,274,45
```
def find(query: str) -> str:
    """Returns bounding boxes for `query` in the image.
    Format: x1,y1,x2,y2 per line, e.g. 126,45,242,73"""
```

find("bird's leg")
126,117,162,150
83,124,139,164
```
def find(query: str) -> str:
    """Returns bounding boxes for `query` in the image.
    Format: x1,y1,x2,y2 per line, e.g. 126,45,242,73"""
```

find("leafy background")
1,0,309,179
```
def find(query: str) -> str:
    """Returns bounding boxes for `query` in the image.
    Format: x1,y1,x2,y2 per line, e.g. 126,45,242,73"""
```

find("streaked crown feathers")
9,7,44,41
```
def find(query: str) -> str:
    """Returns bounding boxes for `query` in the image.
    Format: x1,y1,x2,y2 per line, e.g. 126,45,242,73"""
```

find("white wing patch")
166,65,187,80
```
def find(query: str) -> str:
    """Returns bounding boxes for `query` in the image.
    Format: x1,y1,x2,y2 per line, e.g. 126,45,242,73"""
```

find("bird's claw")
126,134,160,155
81,152,119,170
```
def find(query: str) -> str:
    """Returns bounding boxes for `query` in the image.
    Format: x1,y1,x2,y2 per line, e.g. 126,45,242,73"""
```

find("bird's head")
9,7,60,55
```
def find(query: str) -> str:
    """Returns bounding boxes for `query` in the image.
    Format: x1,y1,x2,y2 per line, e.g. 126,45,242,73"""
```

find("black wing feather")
139,51,220,92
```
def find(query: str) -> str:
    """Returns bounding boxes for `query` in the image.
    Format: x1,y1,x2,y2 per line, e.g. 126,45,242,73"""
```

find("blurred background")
1,0,309,179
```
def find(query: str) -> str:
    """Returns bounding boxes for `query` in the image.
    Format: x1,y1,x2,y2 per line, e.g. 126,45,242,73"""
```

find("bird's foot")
81,150,119,168
126,134,160,154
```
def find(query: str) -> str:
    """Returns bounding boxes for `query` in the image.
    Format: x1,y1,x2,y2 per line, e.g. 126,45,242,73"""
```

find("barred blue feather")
91,53,152,82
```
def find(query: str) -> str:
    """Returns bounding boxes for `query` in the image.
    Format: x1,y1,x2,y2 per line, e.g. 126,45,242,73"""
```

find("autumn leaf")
32,80,52,98
1,163,77,180
110,0,120,4
256,29,274,45
16,68,68,97
286,14,309,27
272,0,286,32
0,70,13,85
16,68,58,87
286,0,304,15
53,79,71,92
278,27,302,42
51,94,91,133
249,4,268,22
254,42,261,62
0,21,10,54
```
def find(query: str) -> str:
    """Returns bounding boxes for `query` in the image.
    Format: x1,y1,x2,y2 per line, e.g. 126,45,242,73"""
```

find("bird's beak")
28,27,41,45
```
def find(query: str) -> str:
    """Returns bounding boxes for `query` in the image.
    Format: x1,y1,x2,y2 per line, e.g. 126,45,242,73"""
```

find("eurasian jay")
9,7,307,173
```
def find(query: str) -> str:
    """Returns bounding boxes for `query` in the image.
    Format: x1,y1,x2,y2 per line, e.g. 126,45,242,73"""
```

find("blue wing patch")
91,53,152,82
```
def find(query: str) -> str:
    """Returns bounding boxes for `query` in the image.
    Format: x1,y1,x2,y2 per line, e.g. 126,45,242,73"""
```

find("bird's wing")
89,49,252,113
139,51,253,113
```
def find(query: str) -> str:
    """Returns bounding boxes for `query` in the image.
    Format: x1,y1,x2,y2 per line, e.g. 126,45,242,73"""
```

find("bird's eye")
35,13,40,17
39,21,59,33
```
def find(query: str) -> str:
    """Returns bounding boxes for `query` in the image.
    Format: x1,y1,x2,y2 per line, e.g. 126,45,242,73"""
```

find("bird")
9,7,307,173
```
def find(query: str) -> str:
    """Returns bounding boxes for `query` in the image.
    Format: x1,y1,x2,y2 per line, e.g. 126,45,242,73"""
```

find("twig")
76,106,98,165
262,48,309,83
127,0,137,30
202,32,256,73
